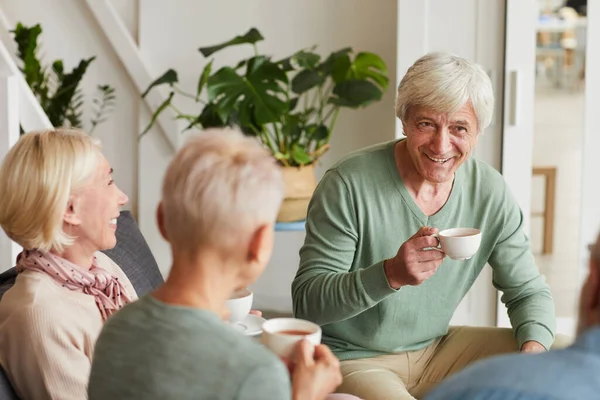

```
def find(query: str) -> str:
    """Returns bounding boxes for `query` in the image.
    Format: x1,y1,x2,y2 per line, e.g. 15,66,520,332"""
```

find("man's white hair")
395,52,494,133
161,127,284,254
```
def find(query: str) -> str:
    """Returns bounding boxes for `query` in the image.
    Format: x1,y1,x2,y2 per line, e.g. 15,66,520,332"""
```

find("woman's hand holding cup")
262,318,341,400
290,340,342,400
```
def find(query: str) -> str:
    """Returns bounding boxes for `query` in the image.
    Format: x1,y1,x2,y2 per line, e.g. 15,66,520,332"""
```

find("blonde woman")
88,128,358,400
0,129,136,399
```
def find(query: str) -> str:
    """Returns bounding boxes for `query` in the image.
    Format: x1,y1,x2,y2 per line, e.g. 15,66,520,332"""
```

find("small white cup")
225,288,253,323
433,228,482,260
261,318,321,360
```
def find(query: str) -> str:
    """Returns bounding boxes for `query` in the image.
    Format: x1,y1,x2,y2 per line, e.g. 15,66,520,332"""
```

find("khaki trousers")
337,326,568,400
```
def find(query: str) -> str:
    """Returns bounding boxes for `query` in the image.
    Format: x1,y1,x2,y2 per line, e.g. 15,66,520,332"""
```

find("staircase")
0,10,53,272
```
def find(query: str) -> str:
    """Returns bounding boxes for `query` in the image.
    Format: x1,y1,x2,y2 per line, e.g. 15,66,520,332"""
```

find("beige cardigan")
0,252,137,400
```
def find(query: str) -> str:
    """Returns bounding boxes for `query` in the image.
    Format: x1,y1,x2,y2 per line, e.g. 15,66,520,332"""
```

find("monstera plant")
12,23,116,133
142,28,389,222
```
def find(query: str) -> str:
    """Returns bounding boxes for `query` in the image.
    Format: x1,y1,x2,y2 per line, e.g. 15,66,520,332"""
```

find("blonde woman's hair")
161,127,284,254
0,128,101,252
395,52,494,134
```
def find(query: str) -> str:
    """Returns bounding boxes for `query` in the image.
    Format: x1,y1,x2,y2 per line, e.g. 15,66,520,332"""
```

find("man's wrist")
520,340,546,353
383,259,403,290
517,324,555,351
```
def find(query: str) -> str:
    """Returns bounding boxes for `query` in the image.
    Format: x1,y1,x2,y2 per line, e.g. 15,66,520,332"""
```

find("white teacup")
434,228,482,260
225,288,253,323
261,318,321,360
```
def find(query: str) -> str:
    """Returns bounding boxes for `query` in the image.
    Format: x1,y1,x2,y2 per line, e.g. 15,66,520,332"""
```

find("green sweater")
292,140,556,361
88,295,290,400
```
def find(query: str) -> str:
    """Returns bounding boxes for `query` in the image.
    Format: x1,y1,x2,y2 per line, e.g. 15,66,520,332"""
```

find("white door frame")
497,0,538,327
579,1,600,283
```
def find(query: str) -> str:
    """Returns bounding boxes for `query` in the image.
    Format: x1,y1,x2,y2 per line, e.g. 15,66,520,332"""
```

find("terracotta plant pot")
277,164,317,222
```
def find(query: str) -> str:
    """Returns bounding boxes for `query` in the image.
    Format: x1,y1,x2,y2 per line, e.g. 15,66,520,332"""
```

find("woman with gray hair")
0,128,135,399
292,52,557,399
88,128,360,400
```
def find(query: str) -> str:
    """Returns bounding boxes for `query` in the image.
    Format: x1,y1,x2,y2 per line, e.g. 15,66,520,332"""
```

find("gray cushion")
0,210,164,399
0,269,16,302
0,370,17,399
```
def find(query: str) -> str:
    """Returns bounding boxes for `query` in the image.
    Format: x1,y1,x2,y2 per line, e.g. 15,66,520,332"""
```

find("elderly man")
426,232,600,399
291,52,557,400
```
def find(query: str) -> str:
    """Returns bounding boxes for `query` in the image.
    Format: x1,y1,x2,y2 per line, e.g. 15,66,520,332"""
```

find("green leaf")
350,52,389,89
142,69,178,98
276,56,294,72
298,107,316,122
319,47,352,74
276,45,318,72
282,114,302,146
140,91,174,136
330,80,383,108
274,152,290,163
235,59,247,70
216,96,236,123
307,124,329,141
252,94,288,124
328,97,358,107
289,97,299,112
246,56,269,75
246,56,288,85
65,88,85,128
11,23,44,89
52,60,64,76
196,60,213,100
276,45,321,72
199,28,264,57
175,114,198,121
230,109,259,136
90,84,118,133
295,51,321,70
206,67,238,101
291,69,325,94
207,65,288,125
353,52,387,74
237,101,255,128
331,54,352,83
291,144,313,166
195,102,227,129
47,57,95,127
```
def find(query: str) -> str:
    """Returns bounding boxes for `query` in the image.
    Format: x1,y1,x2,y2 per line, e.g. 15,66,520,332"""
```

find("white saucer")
232,314,266,336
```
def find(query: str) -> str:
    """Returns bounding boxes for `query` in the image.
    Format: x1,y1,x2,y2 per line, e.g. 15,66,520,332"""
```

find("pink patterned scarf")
16,250,132,321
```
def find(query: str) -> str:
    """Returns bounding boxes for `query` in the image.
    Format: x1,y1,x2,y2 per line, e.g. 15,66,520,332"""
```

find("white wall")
0,0,140,215
137,0,399,312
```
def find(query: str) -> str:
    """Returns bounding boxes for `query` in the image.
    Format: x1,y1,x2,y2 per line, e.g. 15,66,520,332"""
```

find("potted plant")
12,23,116,133
142,28,388,222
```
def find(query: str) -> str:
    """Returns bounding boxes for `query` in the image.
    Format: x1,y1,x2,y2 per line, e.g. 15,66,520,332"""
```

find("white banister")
84,0,181,150
0,6,51,272
0,7,53,131
0,74,22,272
